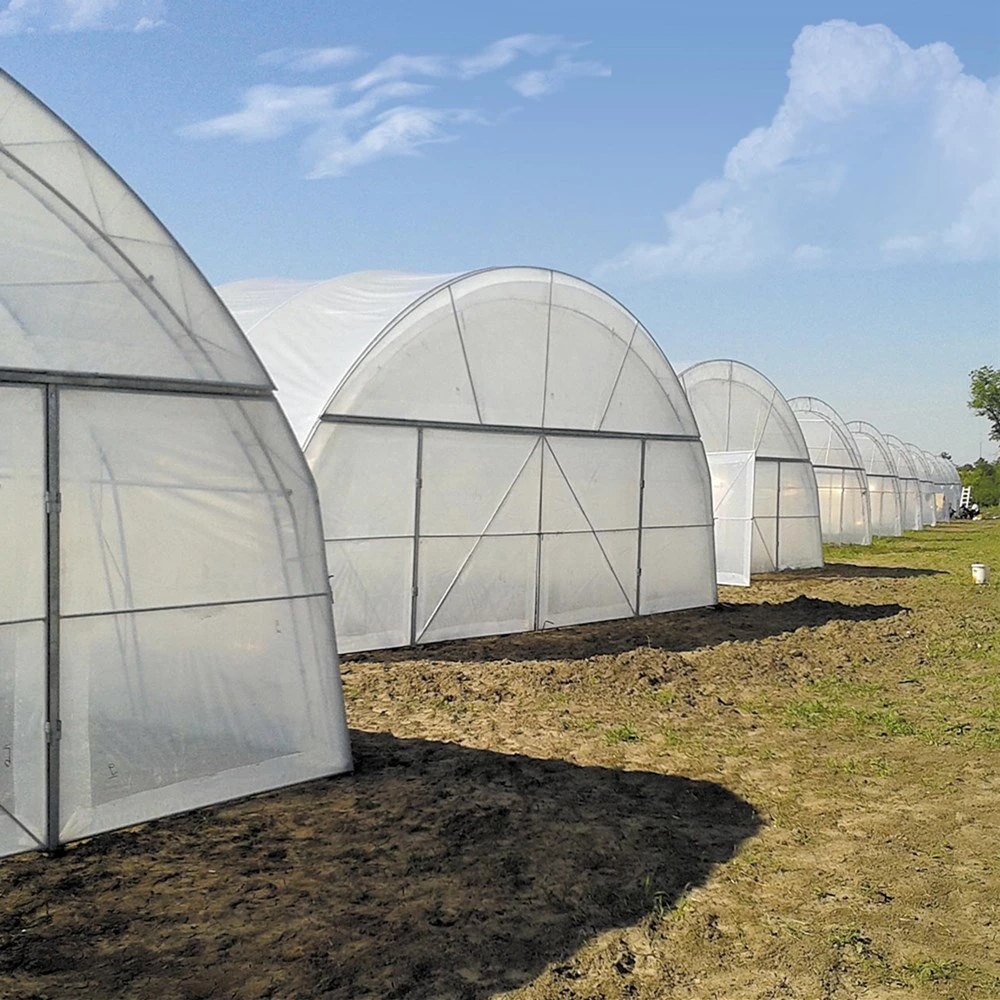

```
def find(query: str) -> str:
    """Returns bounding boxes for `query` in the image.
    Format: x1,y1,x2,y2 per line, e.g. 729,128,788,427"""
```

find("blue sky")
3,0,998,463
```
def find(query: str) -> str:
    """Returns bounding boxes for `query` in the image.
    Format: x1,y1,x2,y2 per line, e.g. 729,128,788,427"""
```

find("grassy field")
1,521,998,999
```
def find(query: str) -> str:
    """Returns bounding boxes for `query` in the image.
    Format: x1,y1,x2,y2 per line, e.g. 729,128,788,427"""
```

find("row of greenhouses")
0,71,960,858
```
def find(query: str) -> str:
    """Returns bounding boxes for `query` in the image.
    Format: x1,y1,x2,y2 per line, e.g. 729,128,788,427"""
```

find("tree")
969,366,1000,442
940,451,952,460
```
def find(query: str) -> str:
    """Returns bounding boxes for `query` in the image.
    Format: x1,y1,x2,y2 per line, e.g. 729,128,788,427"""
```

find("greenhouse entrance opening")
705,451,755,586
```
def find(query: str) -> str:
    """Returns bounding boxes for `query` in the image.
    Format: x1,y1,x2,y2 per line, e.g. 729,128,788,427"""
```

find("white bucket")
972,563,990,585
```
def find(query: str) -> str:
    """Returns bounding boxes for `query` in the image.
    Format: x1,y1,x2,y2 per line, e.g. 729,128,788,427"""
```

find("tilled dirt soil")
1,522,998,999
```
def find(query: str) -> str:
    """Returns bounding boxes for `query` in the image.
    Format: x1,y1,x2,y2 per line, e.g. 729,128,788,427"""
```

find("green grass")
604,722,641,745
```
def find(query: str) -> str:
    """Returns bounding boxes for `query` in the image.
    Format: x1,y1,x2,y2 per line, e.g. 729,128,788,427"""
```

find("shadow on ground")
760,562,945,580
349,595,906,665
0,732,762,1000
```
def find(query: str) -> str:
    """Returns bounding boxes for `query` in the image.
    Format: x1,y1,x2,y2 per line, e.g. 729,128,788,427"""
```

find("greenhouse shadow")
0,732,762,1000
766,563,945,580
348,595,906,665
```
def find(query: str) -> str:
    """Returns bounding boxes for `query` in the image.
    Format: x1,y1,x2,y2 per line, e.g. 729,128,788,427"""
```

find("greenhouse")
906,445,938,528
788,397,872,546
218,269,719,653
883,435,924,530
0,71,351,859
679,360,823,585
924,451,959,522
845,420,903,537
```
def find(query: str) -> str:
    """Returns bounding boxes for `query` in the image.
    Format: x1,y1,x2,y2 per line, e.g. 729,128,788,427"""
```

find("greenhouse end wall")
0,70,351,859
220,269,720,653
680,361,824,582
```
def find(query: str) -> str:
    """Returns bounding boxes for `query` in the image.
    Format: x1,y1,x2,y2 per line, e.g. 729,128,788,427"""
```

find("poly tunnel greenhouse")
788,396,871,546
218,268,719,653
845,420,903,537
883,435,924,530
0,71,351,859
679,360,823,586
906,445,938,528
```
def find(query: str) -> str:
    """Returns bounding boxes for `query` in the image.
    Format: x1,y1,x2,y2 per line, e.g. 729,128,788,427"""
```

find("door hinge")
44,720,62,744
45,491,61,514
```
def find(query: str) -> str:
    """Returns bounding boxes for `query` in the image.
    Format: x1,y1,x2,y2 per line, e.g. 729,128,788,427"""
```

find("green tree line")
959,458,1000,507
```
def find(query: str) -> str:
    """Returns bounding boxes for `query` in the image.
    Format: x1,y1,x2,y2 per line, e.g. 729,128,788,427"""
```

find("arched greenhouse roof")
218,268,699,445
846,421,899,479
788,396,865,471
679,359,811,461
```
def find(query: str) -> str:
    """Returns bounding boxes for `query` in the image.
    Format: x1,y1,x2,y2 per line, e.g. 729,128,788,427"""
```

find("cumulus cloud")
599,20,1000,279
259,46,366,72
0,0,164,34
183,32,610,178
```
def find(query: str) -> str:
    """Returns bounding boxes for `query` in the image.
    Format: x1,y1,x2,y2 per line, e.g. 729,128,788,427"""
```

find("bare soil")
1,522,998,999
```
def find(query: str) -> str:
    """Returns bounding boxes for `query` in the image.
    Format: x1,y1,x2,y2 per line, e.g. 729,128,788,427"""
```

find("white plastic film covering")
789,397,871,546
57,391,351,842
222,268,716,652
681,361,823,575
0,72,267,386
846,421,902,537
218,269,700,445
884,435,923,530
0,71,351,858
905,445,937,528
0,387,46,857
705,452,755,587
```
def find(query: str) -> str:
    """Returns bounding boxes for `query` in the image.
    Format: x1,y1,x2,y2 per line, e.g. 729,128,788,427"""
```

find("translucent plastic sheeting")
789,397,871,547
0,387,46,858
905,444,937,528
845,421,902,537
705,452,755,586
219,269,701,445
0,70,351,859
681,361,823,574
0,71,267,386
883,435,923,531
57,390,351,844
222,268,717,652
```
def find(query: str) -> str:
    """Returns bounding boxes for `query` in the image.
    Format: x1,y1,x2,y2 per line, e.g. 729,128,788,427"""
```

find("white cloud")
260,46,366,72
509,53,611,98
0,0,164,34
183,32,610,178
350,54,450,92
180,85,338,142
599,20,1000,279
306,105,482,179
457,34,569,78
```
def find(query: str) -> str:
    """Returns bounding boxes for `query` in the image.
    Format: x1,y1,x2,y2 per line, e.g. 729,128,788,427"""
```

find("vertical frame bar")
774,459,782,572
635,438,646,616
408,426,424,647
44,383,60,851
532,437,546,631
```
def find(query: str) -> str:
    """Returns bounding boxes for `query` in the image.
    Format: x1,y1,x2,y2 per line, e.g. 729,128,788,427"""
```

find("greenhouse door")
705,451,755,587
0,385,48,857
